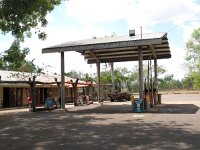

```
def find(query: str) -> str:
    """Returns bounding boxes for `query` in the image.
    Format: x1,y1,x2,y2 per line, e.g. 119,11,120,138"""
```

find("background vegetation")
0,0,200,93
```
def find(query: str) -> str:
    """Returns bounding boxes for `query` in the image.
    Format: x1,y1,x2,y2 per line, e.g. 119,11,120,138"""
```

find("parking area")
0,94,200,150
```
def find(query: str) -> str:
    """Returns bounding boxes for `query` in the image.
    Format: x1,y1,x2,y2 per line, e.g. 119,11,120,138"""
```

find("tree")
70,78,79,106
156,65,167,76
0,39,30,71
185,28,200,88
83,73,95,82
114,67,130,92
0,0,63,41
182,75,194,90
127,64,167,92
0,39,44,73
99,65,131,93
158,74,184,91
65,70,95,82
65,70,83,79
127,67,139,93
192,71,200,89
18,60,37,73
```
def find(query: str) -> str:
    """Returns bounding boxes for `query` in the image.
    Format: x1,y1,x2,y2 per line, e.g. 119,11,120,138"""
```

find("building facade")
0,70,94,108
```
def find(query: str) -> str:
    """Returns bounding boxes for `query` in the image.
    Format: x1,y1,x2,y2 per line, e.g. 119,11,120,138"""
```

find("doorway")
3,87,10,108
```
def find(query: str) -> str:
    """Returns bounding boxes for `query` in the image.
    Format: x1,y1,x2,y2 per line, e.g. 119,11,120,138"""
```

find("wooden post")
138,46,144,99
71,79,79,106
30,76,36,112
61,52,65,109
55,78,61,108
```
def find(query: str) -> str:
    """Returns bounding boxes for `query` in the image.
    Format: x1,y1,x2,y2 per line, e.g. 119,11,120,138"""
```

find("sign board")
134,98,144,113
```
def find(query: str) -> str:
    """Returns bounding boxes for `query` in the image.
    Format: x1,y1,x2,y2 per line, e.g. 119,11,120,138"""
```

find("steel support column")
154,58,158,104
138,46,144,99
110,62,115,93
154,58,157,81
61,52,65,109
96,61,101,103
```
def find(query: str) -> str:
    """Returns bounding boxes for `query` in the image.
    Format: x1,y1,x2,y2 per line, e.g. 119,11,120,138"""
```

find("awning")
42,32,171,64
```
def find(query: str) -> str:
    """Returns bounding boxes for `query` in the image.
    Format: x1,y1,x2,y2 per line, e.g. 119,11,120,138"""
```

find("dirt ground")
0,94,200,150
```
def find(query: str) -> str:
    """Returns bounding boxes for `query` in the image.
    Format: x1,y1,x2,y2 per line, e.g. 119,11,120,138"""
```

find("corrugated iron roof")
42,32,171,64
0,70,85,84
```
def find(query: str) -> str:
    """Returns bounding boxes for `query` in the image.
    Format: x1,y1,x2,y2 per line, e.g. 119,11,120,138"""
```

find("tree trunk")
71,79,79,106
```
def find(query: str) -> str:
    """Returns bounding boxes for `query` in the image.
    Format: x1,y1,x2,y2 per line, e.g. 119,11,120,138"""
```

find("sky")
1,0,200,80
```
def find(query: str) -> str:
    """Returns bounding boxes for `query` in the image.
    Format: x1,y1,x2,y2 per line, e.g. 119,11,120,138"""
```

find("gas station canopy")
42,31,171,108
42,32,171,63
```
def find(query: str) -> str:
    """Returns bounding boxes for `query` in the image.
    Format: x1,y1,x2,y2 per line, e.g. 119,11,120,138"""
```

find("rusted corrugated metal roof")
42,32,171,64
0,70,85,84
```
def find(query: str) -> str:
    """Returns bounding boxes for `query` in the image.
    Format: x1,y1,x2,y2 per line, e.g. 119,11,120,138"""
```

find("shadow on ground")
65,103,199,114
0,111,199,150
151,104,199,114
66,104,132,114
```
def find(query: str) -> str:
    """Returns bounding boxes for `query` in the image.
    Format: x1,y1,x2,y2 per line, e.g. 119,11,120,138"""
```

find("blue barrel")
45,98,54,109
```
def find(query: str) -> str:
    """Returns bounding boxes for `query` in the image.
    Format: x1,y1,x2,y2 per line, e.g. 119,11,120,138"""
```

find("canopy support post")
61,52,65,109
96,60,101,103
154,58,158,104
110,62,115,93
138,46,144,99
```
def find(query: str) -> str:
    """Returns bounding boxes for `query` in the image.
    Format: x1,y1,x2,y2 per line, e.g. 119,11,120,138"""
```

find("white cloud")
22,24,112,74
180,21,200,42
63,0,200,79
66,0,130,24
126,0,200,31
1,24,83,71
159,44,186,80
25,0,200,77
65,0,200,41
2,0,200,79
65,0,200,29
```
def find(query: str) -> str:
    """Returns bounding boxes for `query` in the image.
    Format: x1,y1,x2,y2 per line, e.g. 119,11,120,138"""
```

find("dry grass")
133,90,200,95
159,90,200,95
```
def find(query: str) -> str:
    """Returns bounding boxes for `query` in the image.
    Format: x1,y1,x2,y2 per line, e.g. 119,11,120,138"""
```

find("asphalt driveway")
0,94,200,150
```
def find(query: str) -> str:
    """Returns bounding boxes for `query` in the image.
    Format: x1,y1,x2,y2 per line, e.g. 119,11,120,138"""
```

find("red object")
26,97,32,105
